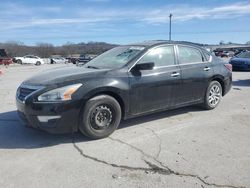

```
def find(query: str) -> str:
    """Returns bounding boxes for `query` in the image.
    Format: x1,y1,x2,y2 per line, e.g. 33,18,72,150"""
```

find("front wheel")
17,59,22,64
79,95,121,139
203,81,222,110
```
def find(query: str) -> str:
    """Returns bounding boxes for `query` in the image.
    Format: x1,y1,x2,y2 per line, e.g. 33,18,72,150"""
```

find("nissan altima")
16,41,232,139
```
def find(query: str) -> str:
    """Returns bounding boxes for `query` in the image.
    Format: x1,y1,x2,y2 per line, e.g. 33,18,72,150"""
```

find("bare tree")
1,41,30,57
60,42,76,57
35,43,54,58
0,41,116,57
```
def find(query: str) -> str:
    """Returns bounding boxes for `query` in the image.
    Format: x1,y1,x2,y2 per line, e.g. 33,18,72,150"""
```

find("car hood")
23,66,110,86
230,57,250,63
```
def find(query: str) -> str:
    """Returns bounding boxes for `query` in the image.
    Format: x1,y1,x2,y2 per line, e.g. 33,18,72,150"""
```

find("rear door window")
202,50,212,61
178,46,203,64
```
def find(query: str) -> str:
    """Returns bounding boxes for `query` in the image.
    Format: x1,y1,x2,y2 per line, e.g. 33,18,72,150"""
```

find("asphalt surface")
0,64,249,188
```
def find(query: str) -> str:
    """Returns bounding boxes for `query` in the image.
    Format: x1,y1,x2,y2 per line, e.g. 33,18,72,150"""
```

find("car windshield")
236,52,250,58
84,46,145,69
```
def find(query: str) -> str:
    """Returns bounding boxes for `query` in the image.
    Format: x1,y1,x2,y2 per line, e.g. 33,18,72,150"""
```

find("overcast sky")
0,0,250,45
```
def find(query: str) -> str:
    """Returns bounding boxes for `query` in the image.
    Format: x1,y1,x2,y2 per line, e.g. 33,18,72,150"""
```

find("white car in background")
14,55,44,65
50,57,68,64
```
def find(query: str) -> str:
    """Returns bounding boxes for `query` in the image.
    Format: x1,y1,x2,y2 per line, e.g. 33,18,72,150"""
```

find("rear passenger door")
25,55,35,64
31,56,38,64
176,45,213,105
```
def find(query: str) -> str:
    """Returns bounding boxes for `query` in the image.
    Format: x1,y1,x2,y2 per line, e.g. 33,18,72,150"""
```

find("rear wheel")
35,61,41,66
79,95,121,139
203,81,222,110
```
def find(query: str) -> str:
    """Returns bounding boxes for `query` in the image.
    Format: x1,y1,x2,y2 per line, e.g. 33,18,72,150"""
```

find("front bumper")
16,99,81,134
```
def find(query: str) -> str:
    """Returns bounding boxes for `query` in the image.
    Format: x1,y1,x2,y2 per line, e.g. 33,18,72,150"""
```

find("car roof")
128,40,204,49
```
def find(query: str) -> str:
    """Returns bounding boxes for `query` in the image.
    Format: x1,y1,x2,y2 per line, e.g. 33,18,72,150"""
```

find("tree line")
1,40,249,58
0,41,117,58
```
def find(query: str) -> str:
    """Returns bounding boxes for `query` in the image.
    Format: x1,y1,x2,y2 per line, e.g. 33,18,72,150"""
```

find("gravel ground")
0,64,249,188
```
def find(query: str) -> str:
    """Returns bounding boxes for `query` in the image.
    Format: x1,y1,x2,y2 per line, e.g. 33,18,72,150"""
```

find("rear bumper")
16,99,81,134
231,63,250,71
223,75,232,96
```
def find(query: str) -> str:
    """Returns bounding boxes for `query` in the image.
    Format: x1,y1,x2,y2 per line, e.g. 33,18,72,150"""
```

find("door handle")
204,67,211,71
171,72,180,77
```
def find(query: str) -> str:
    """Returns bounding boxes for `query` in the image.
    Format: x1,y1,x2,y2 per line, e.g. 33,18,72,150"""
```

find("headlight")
37,83,82,102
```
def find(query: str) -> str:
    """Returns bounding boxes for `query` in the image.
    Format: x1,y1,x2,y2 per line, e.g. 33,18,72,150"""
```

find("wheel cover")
208,85,221,106
90,105,113,130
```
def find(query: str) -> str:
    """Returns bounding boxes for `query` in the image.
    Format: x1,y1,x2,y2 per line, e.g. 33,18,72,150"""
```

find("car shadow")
0,111,87,149
0,106,202,149
233,79,250,87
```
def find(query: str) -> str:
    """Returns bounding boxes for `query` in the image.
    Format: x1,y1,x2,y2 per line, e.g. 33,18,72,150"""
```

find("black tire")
17,59,22,64
203,81,222,110
35,61,41,66
79,95,121,139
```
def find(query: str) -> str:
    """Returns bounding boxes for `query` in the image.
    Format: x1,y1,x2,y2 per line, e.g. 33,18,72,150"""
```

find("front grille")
17,87,37,101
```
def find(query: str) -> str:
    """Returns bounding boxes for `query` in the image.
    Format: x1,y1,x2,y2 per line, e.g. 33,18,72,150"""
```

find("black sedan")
16,41,232,139
229,51,250,71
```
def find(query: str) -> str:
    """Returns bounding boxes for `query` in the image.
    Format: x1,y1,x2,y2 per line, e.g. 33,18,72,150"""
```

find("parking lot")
0,64,249,188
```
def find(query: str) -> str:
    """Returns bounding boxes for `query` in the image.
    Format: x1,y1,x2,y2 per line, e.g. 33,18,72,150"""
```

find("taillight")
224,63,232,72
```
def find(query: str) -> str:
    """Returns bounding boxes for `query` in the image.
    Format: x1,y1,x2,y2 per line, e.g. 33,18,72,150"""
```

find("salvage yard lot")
0,64,249,188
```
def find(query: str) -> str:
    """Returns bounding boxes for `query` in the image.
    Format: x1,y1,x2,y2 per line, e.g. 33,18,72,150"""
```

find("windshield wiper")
86,65,100,69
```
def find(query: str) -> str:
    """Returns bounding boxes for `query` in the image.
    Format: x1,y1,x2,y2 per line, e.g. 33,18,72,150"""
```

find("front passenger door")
129,45,182,115
24,55,34,64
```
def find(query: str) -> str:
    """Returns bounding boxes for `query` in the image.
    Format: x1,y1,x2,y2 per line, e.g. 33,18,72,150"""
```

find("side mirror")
134,62,155,70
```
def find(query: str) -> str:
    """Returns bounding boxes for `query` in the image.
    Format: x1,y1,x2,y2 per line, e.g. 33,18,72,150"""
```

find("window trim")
176,45,209,66
128,44,177,72
202,50,213,63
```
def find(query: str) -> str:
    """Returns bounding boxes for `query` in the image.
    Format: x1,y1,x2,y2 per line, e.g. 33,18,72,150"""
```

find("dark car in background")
214,50,223,57
16,41,232,139
76,54,97,66
78,54,92,63
214,50,234,58
67,56,78,64
0,49,13,65
67,54,96,65
221,51,234,58
229,51,250,71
